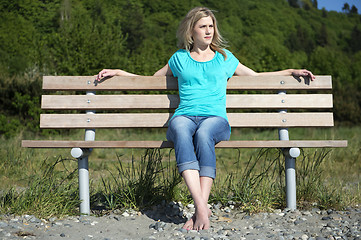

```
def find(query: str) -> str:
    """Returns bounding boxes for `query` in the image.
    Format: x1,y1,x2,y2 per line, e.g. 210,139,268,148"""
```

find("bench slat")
42,75,332,91
40,112,334,128
41,94,333,110
21,140,348,148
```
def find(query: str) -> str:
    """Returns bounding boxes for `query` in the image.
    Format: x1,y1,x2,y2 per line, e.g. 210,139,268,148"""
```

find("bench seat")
22,140,347,148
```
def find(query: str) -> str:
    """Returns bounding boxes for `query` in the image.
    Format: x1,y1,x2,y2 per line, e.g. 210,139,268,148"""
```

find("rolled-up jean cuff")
177,161,200,174
200,166,216,179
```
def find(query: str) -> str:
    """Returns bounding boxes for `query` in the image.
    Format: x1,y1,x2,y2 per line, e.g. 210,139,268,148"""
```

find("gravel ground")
0,202,360,240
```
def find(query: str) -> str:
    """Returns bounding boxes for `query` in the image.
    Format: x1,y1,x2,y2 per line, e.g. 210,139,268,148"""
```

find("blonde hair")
176,7,228,59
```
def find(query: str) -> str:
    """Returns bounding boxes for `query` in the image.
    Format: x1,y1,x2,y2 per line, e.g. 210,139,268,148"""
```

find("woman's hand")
95,69,120,81
292,69,316,81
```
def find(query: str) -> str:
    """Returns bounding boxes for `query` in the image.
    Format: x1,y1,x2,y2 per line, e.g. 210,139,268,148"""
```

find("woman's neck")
190,45,215,62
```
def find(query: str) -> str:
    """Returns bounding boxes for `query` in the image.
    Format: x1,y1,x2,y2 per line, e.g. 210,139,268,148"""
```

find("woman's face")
192,16,214,48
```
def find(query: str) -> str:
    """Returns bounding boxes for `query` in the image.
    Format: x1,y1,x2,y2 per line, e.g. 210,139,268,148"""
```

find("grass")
95,149,182,211
0,157,80,218
212,148,284,212
0,126,360,218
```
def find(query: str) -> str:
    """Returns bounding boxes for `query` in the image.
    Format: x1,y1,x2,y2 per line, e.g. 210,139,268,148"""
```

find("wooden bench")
22,75,347,214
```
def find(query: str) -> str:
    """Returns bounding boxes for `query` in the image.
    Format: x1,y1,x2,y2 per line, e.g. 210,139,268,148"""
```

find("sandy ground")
0,203,360,240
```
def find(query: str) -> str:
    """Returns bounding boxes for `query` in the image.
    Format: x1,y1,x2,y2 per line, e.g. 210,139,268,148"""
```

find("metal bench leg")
78,156,90,215
279,128,300,210
76,128,95,215
71,147,93,215
285,155,296,210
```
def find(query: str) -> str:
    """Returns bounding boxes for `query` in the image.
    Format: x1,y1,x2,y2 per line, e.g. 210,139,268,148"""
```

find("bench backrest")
40,75,334,129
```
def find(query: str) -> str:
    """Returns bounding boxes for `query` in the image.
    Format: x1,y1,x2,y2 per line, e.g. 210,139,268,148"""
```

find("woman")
96,7,315,231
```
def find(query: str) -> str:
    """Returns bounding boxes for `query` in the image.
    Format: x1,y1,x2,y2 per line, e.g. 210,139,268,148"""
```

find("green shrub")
0,115,21,138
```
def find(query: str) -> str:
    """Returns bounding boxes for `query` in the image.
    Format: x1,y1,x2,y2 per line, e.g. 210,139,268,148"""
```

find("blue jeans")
166,115,231,179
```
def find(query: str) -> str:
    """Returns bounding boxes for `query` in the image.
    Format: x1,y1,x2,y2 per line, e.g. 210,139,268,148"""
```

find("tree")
46,1,128,75
317,23,328,47
342,3,350,14
312,0,318,8
321,8,327,18
0,12,38,75
120,1,145,52
303,0,313,11
286,25,315,54
349,25,361,52
350,5,358,15
288,0,300,8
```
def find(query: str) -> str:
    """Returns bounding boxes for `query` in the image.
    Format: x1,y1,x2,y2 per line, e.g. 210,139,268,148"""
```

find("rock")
327,209,334,215
312,208,321,213
112,209,122,214
10,218,19,223
0,221,9,227
178,228,188,233
301,234,309,240
30,216,41,223
223,207,231,213
274,209,282,214
294,219,304,225
187,203,194,209
149,221,167,231
122,212,130,217
303,211,313,216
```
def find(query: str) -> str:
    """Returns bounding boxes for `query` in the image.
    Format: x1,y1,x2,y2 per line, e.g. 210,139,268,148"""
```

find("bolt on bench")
22,75,347,214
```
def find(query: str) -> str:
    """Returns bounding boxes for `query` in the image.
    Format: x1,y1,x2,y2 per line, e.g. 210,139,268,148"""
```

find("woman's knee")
167,127,193,143
194,129,214,146
167,116,196,140
197,116,230,143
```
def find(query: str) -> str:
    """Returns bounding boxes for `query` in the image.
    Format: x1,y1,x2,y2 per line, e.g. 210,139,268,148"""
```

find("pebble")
122,211,130,217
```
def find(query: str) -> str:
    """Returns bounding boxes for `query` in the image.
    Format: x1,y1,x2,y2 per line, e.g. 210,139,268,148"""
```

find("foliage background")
0,0,361,137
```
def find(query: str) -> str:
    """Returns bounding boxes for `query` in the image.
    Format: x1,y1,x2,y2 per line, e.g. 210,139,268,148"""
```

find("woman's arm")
153,63,173,76
234,63,315,80
96,63,173,81
96,69,139,81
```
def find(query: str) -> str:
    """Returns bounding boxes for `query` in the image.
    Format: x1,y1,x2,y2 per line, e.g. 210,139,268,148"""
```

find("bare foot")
193,205,210,230
182,207,212,230
182,215,196,230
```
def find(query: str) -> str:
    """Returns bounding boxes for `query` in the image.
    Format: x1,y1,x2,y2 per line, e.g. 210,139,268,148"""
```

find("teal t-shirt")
168,49,239,122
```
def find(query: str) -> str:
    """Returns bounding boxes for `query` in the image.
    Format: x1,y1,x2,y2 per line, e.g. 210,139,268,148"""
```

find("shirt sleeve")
224,49,240,78
168,50,182,78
